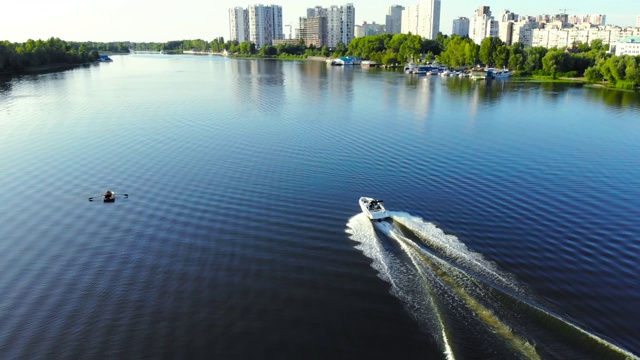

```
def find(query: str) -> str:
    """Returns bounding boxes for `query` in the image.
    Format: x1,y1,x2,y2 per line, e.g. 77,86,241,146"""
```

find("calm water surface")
0,55,639,359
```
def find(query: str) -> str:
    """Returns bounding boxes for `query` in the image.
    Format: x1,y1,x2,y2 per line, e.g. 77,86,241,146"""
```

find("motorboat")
103,190,116,203
359,197,390,221
404,63,419,73
494,69,511,79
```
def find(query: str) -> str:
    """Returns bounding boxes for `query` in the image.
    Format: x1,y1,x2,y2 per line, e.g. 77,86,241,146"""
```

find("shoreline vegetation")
1,35,637,90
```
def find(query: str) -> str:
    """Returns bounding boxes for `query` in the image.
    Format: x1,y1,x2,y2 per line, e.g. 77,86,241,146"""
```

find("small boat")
103,190,116,203
404,63,419,74
359,197,390,221
494,69,511,79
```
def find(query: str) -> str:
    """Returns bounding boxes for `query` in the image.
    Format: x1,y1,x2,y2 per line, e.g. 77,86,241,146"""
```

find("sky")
1,0,638,43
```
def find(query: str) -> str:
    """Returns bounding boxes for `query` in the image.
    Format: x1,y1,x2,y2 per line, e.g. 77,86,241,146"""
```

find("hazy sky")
1,0,637,43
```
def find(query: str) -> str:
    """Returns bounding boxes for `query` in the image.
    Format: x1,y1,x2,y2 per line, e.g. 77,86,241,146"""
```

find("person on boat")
104,190,114,199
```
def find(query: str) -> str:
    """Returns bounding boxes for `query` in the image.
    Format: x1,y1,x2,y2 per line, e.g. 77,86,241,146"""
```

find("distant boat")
494,69,511,79
410,65,433,75
361,60,377,68
98,55,113,62
404,63,419,73
471,68,493,80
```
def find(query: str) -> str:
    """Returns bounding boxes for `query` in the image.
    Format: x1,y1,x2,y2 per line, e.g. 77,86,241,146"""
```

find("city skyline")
0,0,638,43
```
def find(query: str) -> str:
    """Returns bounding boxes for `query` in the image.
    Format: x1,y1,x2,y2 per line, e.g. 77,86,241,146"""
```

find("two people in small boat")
369,201,380,210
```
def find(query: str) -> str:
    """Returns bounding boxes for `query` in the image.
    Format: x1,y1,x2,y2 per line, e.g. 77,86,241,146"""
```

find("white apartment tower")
229,5,283,48
401,5,420,35
471,6,498,45
326,4,355,48
498,10,518,45
248,5,283,48
452,17,470,36
401,0,441,39
229,7,250,43
386,5,405,34
637,15,640,28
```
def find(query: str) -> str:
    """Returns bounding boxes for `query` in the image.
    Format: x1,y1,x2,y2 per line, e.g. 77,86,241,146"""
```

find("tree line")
3,35,638,88
228,32,638,87
0,38,102,72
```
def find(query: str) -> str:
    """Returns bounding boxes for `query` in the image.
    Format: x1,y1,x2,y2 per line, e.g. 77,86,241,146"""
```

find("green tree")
584,65,603,83
332,42,347,57
542,50,568,78
624,56,640,84
493,45,509,68
398,34,422,63
524,46,548,74
479,37,503,65
507,42,525,71
464,42,479,66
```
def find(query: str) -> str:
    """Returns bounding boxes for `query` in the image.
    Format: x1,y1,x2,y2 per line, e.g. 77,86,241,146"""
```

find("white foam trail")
383,223,541,360
390,212,521,294
385,216,638,360
346,215,456,360
376,221,456,360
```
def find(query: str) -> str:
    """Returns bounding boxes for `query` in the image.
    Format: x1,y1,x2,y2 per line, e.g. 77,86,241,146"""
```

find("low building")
355,22,385,37
611,36,640,56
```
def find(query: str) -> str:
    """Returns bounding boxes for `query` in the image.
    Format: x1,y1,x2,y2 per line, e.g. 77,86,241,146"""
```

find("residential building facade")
299,16,328,47
568,14,606,26
471,6,498,45
324,4,355,47
386,5,405,34
401,0,441,39
229,5,283,48
355,22,385,37
531,25,640,49
229,7,250,43
401,4,420,35
452,17,470,37
300,4,355,48
611,36,640,56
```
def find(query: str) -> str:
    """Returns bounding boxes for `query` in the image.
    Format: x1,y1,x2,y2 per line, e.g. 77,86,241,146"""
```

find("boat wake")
346,212,637,360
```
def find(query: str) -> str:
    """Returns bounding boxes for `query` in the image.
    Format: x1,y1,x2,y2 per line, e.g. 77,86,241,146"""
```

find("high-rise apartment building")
636,15,640,28
497,10,519,45
299,16,327,47
386,5,405,34
401,0,441,39
401,5,420,35
299,4,355,48
568,14,606,26
471,6,498,45
307,6,327,18
229,7,250,43
229,5,282,48
452,17,470,36
326,4,355,48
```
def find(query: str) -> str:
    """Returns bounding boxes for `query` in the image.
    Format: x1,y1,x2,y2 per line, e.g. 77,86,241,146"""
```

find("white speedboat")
359,197,390,220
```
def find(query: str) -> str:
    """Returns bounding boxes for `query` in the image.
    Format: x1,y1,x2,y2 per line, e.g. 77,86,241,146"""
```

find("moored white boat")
359,197,390,221
494,69,511,78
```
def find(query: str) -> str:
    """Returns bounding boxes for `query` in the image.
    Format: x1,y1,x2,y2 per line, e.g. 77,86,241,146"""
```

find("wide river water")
0,55,639,359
